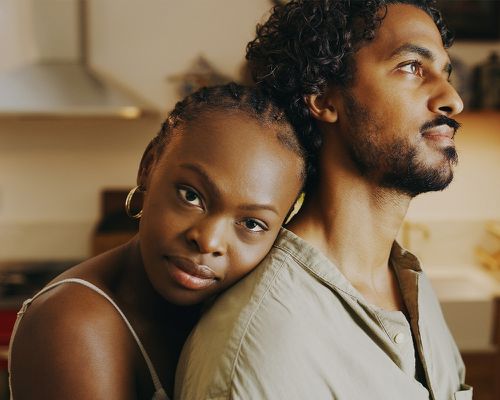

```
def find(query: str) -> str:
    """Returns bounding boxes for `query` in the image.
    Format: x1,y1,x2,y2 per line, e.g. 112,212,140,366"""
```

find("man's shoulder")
199,228,319,331
189,232,311,351
175,230,319,399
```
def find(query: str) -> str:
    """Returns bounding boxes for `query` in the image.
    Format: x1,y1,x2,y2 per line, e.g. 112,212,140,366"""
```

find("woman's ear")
304,89,339,123
137,140,159,190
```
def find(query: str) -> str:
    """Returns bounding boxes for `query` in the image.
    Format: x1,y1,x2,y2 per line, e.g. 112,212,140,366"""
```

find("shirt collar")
274,228,423,303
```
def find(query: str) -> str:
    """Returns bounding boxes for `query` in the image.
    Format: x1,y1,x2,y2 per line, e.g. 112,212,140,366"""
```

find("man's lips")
422,125,455,143
165,256,219,291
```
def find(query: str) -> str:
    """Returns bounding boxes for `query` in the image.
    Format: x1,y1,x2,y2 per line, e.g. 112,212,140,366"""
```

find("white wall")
0,117,161,260
87,0,272,111
0,119,161,222
0,0,81,72
0,0,37,72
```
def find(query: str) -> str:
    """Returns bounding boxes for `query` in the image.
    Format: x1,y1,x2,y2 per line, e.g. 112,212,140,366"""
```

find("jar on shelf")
473,52,500,110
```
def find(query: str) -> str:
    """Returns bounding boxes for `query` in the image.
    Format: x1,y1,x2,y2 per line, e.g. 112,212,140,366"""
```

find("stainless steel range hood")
0,0,157,119
0,62,158,118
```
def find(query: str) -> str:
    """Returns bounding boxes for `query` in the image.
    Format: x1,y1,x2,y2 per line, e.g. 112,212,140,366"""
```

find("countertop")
0,260,79,309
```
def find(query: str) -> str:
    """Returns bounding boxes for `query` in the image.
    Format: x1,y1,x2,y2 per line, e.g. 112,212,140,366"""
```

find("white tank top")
8,278,169,400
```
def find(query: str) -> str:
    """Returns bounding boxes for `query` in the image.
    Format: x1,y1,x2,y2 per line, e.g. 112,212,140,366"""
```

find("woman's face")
139,111,304,305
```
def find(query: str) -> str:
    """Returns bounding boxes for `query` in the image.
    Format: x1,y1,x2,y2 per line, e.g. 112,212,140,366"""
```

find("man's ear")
136,140,159,190
304,90,339,123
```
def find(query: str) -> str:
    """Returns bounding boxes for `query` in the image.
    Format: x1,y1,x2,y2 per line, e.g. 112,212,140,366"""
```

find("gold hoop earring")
125,186,144,219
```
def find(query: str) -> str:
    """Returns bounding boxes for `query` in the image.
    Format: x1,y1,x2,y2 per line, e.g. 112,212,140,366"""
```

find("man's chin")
419,143,458,168
381,164,454,197
409,169,454,196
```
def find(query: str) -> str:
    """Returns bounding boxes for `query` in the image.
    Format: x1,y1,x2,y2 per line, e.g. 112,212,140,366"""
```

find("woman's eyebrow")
238,203,279,215
179,162,222,200
179,162,279,215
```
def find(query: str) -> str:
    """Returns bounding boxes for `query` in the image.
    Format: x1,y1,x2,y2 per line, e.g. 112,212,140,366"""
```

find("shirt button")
394,332,406,344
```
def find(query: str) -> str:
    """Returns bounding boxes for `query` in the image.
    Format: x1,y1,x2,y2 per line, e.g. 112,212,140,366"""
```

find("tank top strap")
9,277,168,400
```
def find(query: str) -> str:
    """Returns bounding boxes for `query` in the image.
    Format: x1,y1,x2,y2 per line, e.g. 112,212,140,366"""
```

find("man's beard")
343,93,458,197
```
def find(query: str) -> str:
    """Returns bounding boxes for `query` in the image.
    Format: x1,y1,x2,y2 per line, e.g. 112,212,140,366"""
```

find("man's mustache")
420,115,461,136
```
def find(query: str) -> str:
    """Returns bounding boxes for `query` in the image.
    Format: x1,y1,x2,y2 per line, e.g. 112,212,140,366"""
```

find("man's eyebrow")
389,43,435,61
179,163,279,215
389,43,453,77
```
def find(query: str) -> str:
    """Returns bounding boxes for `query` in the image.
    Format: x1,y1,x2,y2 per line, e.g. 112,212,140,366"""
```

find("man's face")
335,4,463,197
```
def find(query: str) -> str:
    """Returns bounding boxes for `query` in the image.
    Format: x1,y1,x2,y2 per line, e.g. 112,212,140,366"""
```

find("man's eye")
399,60,423,76
241,219,267,233
178,187,202,207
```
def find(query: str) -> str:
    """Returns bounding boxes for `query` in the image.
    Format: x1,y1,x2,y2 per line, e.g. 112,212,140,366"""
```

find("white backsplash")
399,219,492,268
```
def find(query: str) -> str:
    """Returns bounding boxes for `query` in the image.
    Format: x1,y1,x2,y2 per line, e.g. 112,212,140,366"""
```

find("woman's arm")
10,284,138,400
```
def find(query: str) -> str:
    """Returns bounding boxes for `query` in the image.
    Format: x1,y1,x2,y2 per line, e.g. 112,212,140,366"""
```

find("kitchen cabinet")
461,298,500,400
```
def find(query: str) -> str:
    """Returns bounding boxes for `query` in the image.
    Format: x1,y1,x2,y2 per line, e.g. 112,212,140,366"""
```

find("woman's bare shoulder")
9,276,137,399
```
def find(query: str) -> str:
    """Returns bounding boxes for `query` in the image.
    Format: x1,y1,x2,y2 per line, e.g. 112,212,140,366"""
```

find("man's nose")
428,78,464,117
185,217,228,256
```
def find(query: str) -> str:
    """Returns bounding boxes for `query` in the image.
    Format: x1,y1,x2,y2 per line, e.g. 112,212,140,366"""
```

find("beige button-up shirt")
175,229,472,400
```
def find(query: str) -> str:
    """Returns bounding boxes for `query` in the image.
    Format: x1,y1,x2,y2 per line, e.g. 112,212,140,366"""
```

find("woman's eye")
399,60,423,76
241,219,267,233
178,187,202,207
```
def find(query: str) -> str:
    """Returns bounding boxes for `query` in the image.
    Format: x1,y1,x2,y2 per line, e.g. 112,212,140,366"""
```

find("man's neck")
287,140,412,310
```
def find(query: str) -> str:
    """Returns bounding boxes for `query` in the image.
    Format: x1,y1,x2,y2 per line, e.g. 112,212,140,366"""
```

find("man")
175,1,471,399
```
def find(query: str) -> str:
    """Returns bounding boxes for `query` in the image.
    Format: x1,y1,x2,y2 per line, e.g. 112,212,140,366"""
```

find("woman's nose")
185,218,228,256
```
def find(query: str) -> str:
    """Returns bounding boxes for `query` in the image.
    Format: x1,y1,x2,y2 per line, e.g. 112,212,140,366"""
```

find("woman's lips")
165,256,218,290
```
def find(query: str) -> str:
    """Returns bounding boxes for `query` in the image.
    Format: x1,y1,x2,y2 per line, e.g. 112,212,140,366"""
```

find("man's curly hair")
246,0,453,189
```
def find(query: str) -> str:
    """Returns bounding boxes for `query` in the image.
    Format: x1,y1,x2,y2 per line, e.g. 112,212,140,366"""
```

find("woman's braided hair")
246,0,453,188
140,82,307,185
